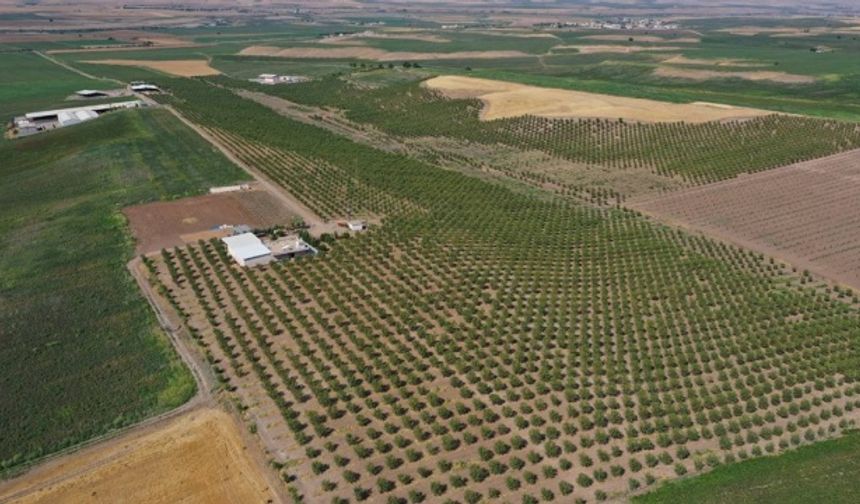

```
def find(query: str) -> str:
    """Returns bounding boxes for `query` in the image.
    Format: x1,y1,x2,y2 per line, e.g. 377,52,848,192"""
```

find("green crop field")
0,52,115,119
0,108,248,471
636,430,860,503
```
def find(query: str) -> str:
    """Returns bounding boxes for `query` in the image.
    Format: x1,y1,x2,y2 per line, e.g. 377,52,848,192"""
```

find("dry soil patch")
82,59,220,77
630,149,860,291
661,54,771,67
424,75,773,123
238,45,530,61
0,409,276,504
123,188,296,254
558,44,683,54
654,65,817,84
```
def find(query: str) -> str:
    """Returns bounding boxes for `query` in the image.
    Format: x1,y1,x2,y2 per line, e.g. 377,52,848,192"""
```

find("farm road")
162,104,336,234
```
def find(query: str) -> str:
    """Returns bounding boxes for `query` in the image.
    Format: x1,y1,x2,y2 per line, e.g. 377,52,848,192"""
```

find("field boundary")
162,104,327,230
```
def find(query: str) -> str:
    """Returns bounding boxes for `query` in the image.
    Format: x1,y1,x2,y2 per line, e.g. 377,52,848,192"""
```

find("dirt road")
162,105,328,231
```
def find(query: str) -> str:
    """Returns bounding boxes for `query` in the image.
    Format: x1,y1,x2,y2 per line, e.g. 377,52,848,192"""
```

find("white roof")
222,233,271,260
258,73,277,78
77,89,106,96
25,101,141,120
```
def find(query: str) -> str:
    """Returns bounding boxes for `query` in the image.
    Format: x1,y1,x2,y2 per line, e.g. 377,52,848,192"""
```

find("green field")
46,16,860,120
0,53,115,119
0,108,248,471
636,430,860,504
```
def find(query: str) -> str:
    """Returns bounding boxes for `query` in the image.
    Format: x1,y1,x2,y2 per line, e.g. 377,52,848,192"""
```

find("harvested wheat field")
655,65,817,84
424,75,772,122
0,409,276,504
82,59,220,77
631,149,860,291
238,45,530,61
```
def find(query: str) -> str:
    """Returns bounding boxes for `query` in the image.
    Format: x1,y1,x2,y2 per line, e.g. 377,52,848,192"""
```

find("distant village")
535,17,680,31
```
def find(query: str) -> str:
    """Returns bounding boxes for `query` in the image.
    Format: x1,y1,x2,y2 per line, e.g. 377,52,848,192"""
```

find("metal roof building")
222,233,273,267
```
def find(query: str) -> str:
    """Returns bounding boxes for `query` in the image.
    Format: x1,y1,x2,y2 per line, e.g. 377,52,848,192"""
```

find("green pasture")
0,53,114,119
636,430,860,504
0,108,248,471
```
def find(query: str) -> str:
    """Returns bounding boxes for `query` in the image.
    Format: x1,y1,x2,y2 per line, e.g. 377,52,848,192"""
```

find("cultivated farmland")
0,108,247,470
140,78,860,503
631,149,860,292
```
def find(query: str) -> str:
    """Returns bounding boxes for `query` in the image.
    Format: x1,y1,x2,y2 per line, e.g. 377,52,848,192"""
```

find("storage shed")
222,233,273,267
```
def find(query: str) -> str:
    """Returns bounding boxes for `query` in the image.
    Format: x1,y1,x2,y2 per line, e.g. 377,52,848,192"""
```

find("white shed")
347,220,368,232
222,233,273,267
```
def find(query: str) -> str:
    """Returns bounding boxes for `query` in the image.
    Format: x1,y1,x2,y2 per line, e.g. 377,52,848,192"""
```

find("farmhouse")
11,100,144,137
250,73,309,85
222,233,274,267
268,235,317,260
222,232,317,267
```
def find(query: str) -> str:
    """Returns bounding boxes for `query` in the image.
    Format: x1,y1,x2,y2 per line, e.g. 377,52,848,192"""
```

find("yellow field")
654,65,817,84
0,409,276,504
82,59,220,77
424,75,772,123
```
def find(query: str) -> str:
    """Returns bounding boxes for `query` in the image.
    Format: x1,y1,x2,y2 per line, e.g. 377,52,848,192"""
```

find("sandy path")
425,74,773,122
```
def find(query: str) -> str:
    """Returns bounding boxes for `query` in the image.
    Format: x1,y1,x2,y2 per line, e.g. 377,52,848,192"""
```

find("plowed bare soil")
0,409,276,504
123,189,296,254
424,75,772,122
631,149,860,291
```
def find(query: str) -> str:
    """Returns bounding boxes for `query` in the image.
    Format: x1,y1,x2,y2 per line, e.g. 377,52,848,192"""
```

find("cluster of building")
536,18,679,31
222,232,317,267
10,100,144,138
250,74,309,86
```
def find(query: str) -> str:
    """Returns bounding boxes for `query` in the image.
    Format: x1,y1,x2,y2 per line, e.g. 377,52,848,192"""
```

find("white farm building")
222,233,274,267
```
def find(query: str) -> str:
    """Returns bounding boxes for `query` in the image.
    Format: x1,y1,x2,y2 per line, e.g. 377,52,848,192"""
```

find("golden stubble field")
82,59,221,77
423,75,772,122
0,409,277,504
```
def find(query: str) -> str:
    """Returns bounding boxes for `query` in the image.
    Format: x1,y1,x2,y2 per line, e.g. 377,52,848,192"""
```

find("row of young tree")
145,78,860,503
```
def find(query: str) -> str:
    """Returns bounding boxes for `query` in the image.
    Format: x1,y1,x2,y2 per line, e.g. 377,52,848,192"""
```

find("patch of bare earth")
630,149,860,291
661,54,771,68
81,59,220,77
123,188,296,254
654,65,817,84
238,45,531,61
424,75,772,123
555,44,684,54
0,409,276,504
